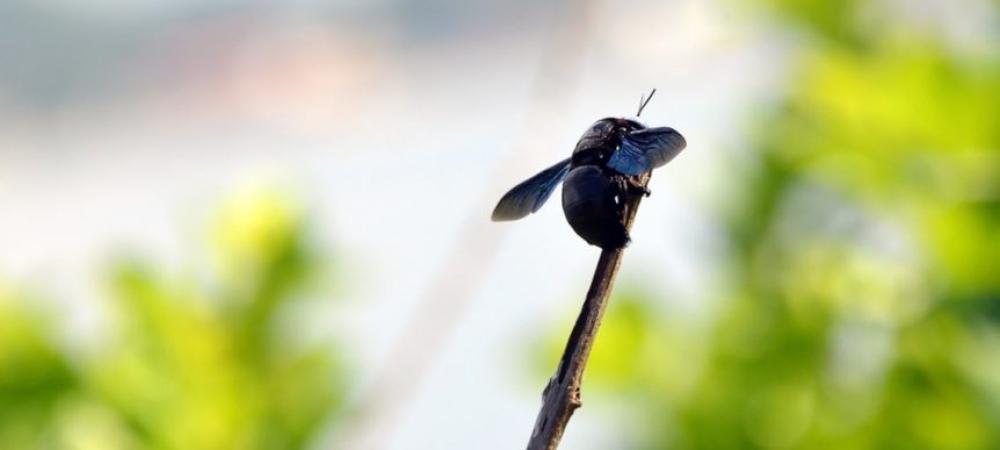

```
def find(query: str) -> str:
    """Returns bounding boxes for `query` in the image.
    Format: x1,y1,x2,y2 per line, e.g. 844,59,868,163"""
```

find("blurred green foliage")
555,2,1000,450
0,188,345,450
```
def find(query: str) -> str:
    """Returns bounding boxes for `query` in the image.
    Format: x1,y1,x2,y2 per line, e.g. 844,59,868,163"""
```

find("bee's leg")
619,176,651,198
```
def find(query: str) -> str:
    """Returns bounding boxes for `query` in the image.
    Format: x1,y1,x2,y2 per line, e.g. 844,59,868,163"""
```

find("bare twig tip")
636,88,657,117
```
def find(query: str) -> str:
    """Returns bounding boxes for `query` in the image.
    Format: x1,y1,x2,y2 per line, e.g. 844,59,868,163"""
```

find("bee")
491,91,686,249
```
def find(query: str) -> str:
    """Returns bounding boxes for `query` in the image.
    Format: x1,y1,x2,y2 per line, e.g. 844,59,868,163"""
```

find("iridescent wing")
607,127,686,176
491,158,572,221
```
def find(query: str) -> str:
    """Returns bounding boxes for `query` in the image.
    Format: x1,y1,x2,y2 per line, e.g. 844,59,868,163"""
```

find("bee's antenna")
636,88,656,117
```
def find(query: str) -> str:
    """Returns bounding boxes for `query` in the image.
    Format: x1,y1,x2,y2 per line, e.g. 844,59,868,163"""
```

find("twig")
637,88,656,117
525,171,652,450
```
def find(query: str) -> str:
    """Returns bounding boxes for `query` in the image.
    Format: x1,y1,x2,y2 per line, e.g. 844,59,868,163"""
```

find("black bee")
491,92,686,249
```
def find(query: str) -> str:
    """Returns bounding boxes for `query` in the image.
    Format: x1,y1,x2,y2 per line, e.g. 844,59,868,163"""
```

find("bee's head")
579,117,645,141
574,90,656,158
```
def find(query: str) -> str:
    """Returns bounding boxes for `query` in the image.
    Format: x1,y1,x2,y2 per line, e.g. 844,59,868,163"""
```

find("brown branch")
526,172,652,450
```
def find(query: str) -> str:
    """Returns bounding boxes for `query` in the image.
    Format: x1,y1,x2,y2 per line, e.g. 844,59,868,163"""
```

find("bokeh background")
1,0,998,449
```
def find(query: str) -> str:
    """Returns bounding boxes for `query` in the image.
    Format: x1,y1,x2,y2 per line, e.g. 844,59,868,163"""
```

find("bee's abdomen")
561,166,629,249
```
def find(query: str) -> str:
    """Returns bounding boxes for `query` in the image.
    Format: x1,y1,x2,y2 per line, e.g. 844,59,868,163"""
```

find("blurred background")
1,0,998,449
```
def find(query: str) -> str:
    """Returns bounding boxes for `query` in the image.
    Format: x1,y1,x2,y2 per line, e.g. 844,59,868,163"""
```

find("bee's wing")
491,158,572,221
607,127,686,176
